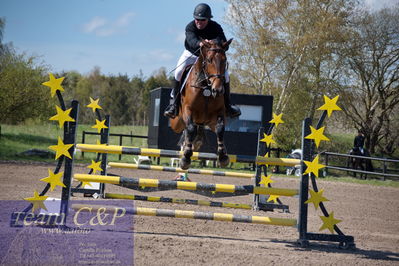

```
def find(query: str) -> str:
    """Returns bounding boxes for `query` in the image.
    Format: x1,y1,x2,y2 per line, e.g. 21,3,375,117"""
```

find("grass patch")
0,123,148,162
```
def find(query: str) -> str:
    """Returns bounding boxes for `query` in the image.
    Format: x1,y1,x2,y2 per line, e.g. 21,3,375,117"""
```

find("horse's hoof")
180,157,191,170
218,155,230,168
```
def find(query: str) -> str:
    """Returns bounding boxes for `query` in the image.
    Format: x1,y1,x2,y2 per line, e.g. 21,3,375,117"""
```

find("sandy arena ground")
0,161,398,265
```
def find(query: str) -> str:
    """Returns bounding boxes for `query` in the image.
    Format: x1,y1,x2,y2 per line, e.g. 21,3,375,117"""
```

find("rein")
192,46,226,92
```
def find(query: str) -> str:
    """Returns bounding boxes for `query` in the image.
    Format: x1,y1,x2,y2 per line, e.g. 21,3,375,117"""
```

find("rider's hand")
200,39,213,47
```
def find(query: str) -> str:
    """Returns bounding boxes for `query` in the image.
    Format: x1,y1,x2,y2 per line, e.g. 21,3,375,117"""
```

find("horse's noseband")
199,47,226,96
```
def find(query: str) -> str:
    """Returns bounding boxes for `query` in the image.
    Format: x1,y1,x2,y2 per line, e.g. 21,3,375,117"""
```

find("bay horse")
170,38,233,170
347,148,374,179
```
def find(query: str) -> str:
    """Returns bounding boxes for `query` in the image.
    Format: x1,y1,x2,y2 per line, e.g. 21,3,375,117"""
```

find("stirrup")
164,104,178,118
226,105,241,118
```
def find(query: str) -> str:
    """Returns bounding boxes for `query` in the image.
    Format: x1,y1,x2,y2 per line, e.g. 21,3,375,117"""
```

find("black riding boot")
224,82,241,118
164,79,181,118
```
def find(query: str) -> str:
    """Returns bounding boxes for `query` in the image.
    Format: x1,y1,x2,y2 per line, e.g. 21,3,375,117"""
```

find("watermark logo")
1,200,134,265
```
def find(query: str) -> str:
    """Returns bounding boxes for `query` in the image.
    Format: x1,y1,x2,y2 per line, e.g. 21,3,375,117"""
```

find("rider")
354,130,365,155
164,3,241,119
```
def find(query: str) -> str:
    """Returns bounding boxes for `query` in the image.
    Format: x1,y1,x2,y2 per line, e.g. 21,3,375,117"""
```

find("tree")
225,0,357,148
72,67,109,124
104,74,136,125
0,18,51,124
336,6,399,155
139,67,172,125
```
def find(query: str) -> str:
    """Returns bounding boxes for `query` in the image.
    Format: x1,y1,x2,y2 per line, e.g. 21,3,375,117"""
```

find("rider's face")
195,18,209,30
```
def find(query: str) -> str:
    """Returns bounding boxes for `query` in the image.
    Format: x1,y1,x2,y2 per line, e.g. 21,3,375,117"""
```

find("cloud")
82,12,135,37
115,12,135,27
83,16,107,33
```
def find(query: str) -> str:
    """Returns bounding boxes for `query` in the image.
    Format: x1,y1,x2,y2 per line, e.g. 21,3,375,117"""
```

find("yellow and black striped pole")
74,174,299,197
105,193,253,210
76,144,300,167
108,162,253,179
72,204,297,227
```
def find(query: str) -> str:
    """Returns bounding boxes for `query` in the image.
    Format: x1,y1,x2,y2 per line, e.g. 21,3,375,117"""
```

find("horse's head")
200,38,233,97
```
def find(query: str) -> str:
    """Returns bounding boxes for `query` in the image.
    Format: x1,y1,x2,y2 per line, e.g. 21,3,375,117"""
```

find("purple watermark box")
0,200,134,265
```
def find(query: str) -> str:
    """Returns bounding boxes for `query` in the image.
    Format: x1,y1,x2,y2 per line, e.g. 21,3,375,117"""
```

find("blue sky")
1,0,397,78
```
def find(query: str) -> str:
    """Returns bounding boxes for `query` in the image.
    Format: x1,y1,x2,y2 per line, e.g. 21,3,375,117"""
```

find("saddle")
180,64,209,94
179,64,194,94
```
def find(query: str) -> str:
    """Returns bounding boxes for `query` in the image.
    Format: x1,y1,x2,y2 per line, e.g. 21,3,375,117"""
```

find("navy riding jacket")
354,135,365,148
184,20,228,56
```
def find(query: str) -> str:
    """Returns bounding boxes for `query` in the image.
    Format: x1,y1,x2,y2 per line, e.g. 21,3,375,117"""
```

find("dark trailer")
148,87,273,156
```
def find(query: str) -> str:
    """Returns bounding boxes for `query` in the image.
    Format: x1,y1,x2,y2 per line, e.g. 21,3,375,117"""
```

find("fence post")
81,131,86,158
383,160,387,181
99,115,111,197
323,153,329,177
253,127,265,210
298,117,312,246
60,100,79,225
119,135,123,161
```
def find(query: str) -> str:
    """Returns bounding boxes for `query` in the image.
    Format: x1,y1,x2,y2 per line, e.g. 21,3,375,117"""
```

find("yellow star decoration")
260,133,276,146
259,174,274,186
303,155,325,178
269,113,284,128
81,181,93,188
317,95,342,117
305,126,330,148
42,73,65,97
92,119,108,133
49,136,74,159
40,169,66,191
49,105,75,128
319,211,342,234
267,195,279,203
87,160,103,174
87,97,102,112
24,190,48,212
305,189,329,210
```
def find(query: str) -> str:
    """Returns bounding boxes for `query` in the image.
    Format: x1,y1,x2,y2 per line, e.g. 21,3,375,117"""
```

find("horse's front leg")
180,116,196,170
216,116,229,167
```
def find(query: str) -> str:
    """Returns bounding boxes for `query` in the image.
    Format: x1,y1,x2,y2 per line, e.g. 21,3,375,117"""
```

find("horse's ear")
222,38,233,50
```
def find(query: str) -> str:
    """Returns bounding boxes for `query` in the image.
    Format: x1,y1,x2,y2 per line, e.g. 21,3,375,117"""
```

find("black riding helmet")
193,3,213,19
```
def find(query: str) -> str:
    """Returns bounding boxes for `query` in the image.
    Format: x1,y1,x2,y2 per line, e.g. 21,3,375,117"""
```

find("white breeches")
174,49,230,83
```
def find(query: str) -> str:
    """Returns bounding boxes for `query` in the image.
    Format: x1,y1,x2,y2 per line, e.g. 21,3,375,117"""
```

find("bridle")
194,46,227,91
